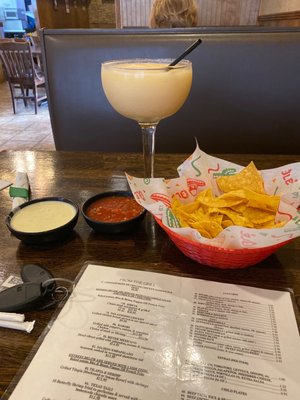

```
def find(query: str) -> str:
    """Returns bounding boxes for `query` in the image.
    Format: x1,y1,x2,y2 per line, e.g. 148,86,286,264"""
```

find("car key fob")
21,264,56,292
0,282,46,312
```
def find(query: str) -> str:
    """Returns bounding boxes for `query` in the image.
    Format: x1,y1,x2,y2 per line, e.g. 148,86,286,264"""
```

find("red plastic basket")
155,218,290,269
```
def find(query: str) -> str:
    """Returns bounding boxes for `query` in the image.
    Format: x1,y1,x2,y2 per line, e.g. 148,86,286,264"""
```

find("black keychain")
0,264,68,312
21,263,56,292
0,281,53,312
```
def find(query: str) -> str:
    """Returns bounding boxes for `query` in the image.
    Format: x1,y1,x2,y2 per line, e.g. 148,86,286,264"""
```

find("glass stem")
140,123,158,178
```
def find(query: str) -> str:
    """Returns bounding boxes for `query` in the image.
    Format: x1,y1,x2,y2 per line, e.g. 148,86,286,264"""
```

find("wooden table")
0,151,299,398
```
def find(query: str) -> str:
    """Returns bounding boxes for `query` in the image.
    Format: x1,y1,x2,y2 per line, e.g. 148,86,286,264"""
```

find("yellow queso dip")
11,201,77,233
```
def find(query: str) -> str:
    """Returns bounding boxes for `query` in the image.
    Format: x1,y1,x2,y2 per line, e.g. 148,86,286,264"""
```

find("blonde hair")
149,0,198,28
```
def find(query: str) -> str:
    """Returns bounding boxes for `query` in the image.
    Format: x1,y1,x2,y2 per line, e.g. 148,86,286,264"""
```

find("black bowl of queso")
6,197,79,244
82,191,146,234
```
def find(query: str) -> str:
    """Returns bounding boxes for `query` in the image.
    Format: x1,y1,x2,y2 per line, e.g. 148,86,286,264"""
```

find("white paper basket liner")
127,145,300,250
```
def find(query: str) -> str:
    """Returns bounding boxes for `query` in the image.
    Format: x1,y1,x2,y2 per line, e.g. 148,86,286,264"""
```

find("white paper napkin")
9,171,30,209
0,180,11,191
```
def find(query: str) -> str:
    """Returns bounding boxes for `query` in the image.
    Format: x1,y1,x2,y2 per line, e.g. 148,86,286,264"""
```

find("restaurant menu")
8,264,300,400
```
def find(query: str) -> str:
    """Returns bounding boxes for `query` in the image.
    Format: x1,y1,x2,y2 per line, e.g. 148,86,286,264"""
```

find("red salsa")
86,195,144,223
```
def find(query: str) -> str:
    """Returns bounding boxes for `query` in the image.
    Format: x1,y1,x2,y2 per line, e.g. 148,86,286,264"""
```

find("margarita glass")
101,59,192,177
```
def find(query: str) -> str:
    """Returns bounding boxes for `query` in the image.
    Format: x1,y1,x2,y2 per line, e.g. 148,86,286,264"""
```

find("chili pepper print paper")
126,145,300,250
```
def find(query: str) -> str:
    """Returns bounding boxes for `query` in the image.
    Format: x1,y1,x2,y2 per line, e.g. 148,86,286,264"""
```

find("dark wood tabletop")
0,150,300,398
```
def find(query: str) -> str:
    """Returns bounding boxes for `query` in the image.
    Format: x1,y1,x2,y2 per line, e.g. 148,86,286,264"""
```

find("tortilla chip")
216,161,265,194
171,167,285,239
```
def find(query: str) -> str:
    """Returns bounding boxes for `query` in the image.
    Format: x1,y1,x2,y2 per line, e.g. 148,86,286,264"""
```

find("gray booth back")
41,27,300,154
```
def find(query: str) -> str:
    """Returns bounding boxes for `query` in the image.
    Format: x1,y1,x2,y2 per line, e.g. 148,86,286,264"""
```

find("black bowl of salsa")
81,191,146,234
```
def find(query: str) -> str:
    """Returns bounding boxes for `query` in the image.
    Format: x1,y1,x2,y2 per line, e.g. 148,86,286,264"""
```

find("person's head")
149,0,198,28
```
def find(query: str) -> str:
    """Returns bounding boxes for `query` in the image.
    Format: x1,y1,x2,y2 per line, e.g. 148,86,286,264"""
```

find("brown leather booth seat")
41,27,300,154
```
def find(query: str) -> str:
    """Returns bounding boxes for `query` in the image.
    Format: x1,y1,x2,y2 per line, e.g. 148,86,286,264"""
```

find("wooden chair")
0,40,46,114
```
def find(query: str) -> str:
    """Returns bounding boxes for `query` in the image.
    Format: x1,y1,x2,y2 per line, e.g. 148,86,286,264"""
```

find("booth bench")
41,27,300,154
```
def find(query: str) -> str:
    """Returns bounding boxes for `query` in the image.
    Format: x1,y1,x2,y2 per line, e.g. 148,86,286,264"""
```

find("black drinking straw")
168,38,202,67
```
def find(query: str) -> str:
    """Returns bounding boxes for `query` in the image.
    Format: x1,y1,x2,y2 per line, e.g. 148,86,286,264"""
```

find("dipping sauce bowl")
82,191,146,234
6,197,79,244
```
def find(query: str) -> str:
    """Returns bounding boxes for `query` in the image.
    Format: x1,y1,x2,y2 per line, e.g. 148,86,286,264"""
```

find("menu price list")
7,264,300,400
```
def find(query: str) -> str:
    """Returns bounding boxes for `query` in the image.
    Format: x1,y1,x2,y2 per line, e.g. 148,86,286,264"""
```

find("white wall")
0,0,18,8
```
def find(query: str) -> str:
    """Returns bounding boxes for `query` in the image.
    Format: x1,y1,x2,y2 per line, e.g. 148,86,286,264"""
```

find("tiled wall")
89,0,116,28
260,0,300,15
